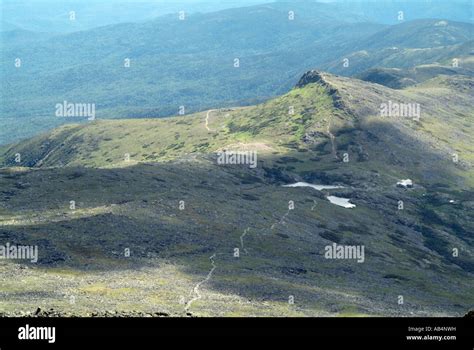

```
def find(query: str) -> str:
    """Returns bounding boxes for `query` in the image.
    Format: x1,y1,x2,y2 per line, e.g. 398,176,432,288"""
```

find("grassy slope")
356,64,474,89
0,72,473,317
0,83,336,168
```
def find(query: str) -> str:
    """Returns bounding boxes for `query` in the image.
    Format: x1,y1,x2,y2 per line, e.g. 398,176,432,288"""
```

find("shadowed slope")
0,71,473,317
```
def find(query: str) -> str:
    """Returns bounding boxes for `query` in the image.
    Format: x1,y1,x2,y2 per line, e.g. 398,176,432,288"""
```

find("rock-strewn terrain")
0,72,473,317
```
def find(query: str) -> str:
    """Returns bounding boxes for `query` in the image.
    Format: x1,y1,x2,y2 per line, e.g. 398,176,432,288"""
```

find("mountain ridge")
0,69,473,316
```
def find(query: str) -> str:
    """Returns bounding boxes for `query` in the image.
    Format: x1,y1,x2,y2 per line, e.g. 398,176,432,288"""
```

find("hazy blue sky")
1,0,471,33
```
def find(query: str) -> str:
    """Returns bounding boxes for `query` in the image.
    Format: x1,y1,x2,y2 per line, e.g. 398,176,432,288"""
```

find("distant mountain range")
2,0,472,33
0,0,268,33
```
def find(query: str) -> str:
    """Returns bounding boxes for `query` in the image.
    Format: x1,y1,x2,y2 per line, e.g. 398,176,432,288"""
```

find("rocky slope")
0,71,473,317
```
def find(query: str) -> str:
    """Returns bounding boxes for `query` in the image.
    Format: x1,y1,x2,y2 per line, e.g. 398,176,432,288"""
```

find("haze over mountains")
1,0,269,32
1,0,473,144
0,1,473,317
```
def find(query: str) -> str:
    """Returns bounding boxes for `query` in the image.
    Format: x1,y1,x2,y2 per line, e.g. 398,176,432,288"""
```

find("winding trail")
240,227,250,254
271,209,291,230
184,207,291,314
182,199,306,314
184,253,217,313
205,109,217,132
326,120,338,160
